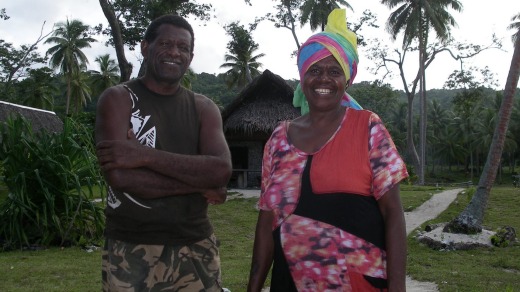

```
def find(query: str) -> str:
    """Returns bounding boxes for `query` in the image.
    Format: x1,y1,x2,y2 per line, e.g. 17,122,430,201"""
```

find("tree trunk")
99,0,133,82
444,31,520,234
418,18,427,186
245,65,252,83
406,93,420,180
419,50,426,185
65,76,71,116
284,1,301,50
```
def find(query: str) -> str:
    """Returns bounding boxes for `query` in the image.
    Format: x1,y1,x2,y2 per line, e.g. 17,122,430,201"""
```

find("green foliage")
348,80,399,123
88,54,120,98
45,18,96,115
191,72,239,108
404,165,418,185
17,68,58,111
95,0,213,50
490,226,516,247
0,39,47,83
300,0,352,32
464,186,476,201
220,22,265,89
0,115,105,250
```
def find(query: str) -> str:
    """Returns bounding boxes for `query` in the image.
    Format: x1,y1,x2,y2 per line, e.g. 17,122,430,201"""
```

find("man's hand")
203,187,228,205
96,129,145,172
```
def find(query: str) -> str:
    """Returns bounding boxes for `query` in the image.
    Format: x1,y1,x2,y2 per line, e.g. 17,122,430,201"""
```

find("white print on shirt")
131,109,156,148
107,86,156,210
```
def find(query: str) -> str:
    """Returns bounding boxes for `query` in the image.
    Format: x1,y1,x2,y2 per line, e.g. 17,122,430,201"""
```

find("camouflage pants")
102,235,223,292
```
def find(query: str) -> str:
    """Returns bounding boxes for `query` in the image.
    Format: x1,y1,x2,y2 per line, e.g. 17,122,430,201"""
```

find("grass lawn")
406,186,520,291
0,185,518,291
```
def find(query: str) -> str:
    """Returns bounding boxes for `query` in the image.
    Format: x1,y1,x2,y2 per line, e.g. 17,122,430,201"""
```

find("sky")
1,0,518,90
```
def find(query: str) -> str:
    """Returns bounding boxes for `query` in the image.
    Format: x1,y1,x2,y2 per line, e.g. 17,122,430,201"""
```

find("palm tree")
19,68,58,111
380,0,462,184
508,95,520,172
45,18,96,115
428,99,450,174
387,102,408,152
89,54,120,97
444,14,520,234
508,13,520,44
435,122,465,171
181,68,196,90
220,22,265,89
300,0,352,31
69,67,92,115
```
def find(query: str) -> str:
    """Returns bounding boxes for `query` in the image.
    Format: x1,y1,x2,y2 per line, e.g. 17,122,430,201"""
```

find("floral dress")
258,108,409,291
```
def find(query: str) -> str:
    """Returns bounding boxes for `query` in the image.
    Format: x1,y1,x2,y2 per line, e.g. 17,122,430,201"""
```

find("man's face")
142,24,193,84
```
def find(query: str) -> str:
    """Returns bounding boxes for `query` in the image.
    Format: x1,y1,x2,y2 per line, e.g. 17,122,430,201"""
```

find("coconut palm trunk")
444,31,520,234
66,76,71,116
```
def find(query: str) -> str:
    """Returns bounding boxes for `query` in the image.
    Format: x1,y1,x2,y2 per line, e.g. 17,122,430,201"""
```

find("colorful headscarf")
293,9,362,115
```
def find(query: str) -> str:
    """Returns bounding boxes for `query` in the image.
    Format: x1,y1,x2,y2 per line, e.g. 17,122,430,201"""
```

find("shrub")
491,226,517,247
0,114,106,250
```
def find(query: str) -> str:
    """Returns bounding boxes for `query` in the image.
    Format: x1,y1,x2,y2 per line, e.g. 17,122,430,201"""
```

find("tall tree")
262,0,303,50
0,23,51,84
97,0,212,82
508,13,520,44
220,22,265,89
444,67,499,179
428,98,450,173
18,67,57,111
300,0,352,31
69,67,92,115
445,14,520,234
258,0,377,63
89,54,120,97
366,36,500,183
380,0,462,184
45,19,95,116
181,67,196,90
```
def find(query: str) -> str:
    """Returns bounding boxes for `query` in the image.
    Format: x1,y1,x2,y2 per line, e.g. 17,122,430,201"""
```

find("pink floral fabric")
258,108,408,291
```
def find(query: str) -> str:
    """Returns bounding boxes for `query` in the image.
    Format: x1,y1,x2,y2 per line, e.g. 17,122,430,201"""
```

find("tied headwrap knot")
293,8,362,115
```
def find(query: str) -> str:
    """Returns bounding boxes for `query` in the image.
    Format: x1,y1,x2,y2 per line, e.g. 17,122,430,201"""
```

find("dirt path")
404,188,463,292
228,188,464,291
405,188,463,234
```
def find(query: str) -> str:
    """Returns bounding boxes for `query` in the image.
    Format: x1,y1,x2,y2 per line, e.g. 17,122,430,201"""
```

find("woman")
247,9,409,292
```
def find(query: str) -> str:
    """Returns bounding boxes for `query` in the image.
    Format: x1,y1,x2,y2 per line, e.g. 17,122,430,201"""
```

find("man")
95,14,232,291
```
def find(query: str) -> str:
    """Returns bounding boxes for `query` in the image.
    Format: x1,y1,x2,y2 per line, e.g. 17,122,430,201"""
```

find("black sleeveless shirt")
104,79,213,245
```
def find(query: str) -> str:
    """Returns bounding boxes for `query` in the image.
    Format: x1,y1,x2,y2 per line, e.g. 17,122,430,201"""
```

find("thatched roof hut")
0,101,63,133
222,70,300,188
222,69,300,140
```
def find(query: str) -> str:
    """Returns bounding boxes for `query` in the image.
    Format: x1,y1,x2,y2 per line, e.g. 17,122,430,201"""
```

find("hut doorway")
230,146,249,188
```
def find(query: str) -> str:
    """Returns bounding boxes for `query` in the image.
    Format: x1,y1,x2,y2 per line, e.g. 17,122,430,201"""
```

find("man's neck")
139,76,181,96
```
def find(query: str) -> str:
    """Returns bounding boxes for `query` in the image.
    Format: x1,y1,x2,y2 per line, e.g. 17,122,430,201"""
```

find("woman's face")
302,55,347,112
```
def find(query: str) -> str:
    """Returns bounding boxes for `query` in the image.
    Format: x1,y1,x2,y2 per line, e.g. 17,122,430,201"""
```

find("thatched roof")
0,101,63,133
222,70,300,136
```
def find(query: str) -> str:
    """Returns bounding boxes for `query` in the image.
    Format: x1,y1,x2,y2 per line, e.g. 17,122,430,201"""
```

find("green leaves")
0,115,105,250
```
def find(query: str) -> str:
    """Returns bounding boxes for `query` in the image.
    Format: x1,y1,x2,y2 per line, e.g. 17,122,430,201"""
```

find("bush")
491,226,517,247
0,114,106,250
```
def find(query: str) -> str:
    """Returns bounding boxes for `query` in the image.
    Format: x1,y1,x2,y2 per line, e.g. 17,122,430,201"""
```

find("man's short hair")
144,14,195,53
